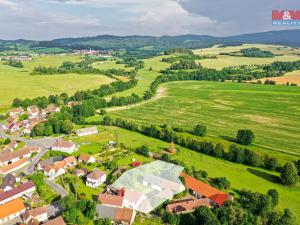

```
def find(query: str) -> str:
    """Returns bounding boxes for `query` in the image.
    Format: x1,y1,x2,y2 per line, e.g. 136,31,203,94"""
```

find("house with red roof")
78,153,96,164
181,173,231,207
98,193,124,208
166,198,211,214
0,198,26,224
42,216,66,225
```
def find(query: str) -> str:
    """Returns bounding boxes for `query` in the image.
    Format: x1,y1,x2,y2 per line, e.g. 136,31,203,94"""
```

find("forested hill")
34,29,300,50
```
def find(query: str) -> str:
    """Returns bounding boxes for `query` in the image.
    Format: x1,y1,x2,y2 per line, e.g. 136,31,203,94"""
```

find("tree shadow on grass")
247,168,280,183
219,135,237,143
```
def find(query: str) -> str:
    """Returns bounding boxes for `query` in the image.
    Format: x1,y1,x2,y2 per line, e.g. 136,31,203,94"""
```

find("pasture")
0,55,115,113
109,81,300,158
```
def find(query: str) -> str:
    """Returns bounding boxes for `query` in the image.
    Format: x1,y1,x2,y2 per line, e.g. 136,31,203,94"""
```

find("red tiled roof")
114,207,134,224
209,193,230,206
166,198,211,213
0,146,40,163
52,140,75,149
63,156,77,165
42,216,66,225
98,194,124,207
181,173,229,206
0,158,29,174
22,206,46,221
131,162,142,167
78,153,92,163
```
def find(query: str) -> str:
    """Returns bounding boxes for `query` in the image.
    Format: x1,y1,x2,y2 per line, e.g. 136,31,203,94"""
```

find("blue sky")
0,0,299,40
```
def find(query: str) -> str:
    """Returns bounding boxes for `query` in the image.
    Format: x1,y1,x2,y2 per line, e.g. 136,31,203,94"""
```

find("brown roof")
98,194,124,207
166,198,211,214
42,216,66,225
63,156,77,165
23,207,46,221
0,181,35,203
0,146,40,163
0,198,26,219
74,168,87,176
78,153,92,163
181,173,229,206
114,207,134,224
87,170,106,180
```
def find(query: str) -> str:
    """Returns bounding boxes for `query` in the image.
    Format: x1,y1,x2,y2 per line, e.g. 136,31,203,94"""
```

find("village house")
43,156,77,179
142,173,185,193
181,173,231,207
123,190,147,210
98,193,124,208
51,140,77,153
0,181,35,205
0,174,16,192
22,206,48,224
0,146,41,167
73,168,88,177
42,104,60,114
42,216,66,225
86,170,106,188
37,156,64,170
5,141,18,151
166,198,211,214
27,106,40,119
0,198,26,224
0,158,30,175
75,127,98,137
96,204,136,225
9,108,24,117
78,153,96,164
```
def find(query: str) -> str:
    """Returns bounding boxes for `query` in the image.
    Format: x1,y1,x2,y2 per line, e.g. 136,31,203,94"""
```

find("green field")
0,55,115,113
109,81,300,158
69,126,300,221
194,44,300,69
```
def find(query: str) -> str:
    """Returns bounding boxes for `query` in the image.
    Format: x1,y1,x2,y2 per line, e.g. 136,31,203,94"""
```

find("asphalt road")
45,179,69,198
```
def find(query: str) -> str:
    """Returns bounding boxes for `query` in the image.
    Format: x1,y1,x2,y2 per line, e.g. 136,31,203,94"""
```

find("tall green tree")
236,129,255,145
280,162,299,186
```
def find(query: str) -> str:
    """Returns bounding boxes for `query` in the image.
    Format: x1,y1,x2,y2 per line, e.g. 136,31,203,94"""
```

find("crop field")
70,125,300,221
0,55,115,113
194,44,300,69
110,81,300,158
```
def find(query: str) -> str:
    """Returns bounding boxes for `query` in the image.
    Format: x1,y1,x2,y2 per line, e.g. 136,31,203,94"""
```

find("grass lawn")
0,55,115,113
109,81,300,159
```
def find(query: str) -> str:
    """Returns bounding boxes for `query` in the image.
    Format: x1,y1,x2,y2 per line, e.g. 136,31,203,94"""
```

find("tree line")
170,60,202,70
12,79,138,109
162,54,216,64
3,59,24,68
220,47,274,58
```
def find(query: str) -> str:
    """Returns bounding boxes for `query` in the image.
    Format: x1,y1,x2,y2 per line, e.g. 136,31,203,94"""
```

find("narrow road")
45,179,69,198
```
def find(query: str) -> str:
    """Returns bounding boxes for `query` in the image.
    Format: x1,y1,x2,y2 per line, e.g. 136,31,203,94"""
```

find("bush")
236,129,255,145
193,124,207,137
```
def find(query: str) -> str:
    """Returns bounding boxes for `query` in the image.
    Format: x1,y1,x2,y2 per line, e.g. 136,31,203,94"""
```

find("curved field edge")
103,81,300,159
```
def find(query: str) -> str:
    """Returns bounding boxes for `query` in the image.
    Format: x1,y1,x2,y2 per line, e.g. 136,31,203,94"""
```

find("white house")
51,140,77,154
43,163,66,180
75,127,98,137
0,199,26,224
86,170,106,188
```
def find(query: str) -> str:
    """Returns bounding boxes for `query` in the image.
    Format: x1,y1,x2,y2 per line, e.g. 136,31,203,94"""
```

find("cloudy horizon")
0,0,299,40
